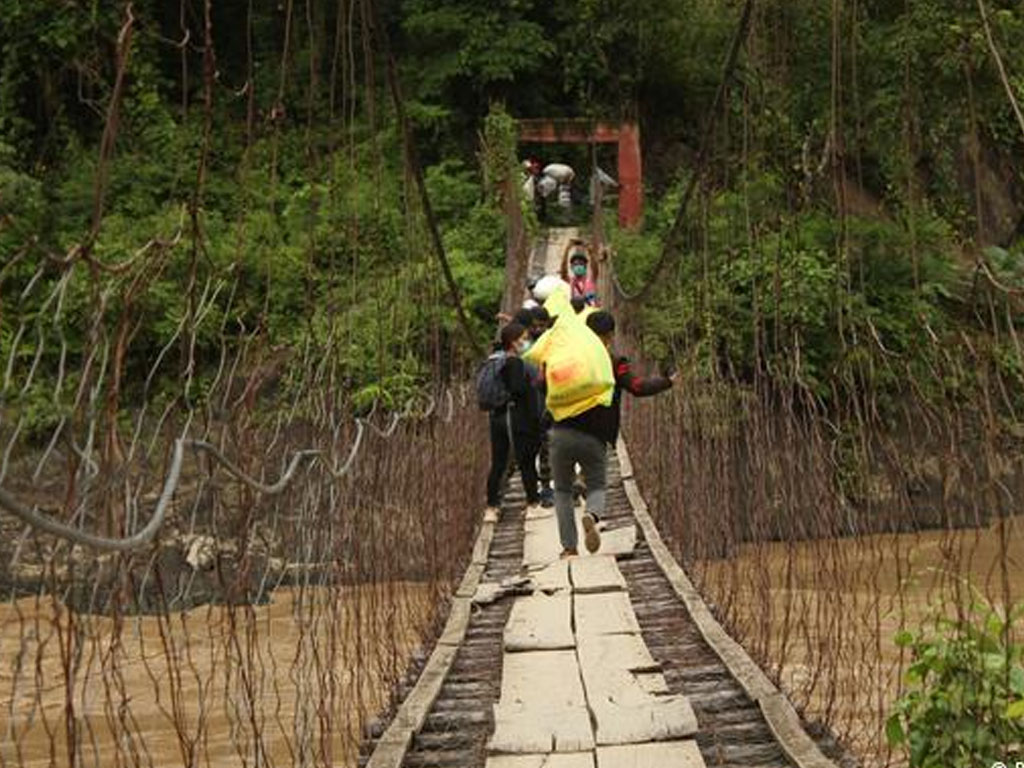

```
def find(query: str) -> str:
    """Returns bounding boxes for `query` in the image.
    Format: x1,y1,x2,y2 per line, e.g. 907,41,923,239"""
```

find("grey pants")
549,427,607,551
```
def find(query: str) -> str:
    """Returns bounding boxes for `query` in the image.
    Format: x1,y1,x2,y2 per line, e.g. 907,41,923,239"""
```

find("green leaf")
1008,699,1024,720
894,630,915,648
1010,666,1024,695
885,713,905,745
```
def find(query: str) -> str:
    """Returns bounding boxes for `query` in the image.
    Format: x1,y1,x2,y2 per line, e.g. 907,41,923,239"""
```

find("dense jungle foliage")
1,0,1023,415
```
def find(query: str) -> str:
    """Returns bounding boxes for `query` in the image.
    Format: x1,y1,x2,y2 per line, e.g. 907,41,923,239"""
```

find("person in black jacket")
485,322,542,519
585,311,676,448
559,311,675,544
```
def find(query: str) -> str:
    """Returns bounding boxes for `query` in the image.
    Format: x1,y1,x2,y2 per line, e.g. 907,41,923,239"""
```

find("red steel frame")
517,119,643,229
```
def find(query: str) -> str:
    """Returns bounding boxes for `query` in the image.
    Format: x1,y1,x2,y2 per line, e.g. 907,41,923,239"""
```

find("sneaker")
559,548,578,559
582,513,601,553
539,487,554,508
483,506,500,523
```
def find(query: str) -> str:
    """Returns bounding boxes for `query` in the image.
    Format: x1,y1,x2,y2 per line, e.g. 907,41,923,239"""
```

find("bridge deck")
361,229,847,768
361,448,847,768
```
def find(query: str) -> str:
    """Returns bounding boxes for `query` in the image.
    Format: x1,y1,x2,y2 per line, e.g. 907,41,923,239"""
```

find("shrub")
886,600,1024,767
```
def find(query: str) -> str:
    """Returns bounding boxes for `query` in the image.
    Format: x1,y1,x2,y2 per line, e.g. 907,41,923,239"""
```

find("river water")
701,516,1023,765
0,582,436,767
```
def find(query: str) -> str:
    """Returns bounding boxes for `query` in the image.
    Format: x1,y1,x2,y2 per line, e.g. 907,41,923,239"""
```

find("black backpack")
476,352,510,411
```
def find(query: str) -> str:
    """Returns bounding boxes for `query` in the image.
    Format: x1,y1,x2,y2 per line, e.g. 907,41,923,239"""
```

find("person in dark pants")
485,323,542,518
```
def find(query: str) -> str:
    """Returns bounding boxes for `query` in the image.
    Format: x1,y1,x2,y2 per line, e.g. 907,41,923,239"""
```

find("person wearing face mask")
560,241,599,306
484,322,542,519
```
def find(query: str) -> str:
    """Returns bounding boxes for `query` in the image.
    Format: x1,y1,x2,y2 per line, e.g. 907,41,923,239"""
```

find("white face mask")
516,339,532,355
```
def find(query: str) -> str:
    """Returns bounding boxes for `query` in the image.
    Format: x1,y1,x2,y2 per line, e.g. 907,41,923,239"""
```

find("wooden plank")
525,505,610,568
580,631,660,673
598,524,636,558
473,575,533,606
490,650,595,754
577,634,698,746
456,560,486,597
615,437,840,768
473,519,497,564
525,504,554,520
529,559,570,593
595,741,706,768
523,514,562,568
505,593,574,651
617,441,634,479
570,555,626,593
487,753,595,768
761,693,843,768
365,644,458,768
574,591,640,637
437,598,472,646
636,672,669,695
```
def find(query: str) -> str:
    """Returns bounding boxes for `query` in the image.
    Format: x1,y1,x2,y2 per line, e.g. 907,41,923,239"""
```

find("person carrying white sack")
543,163,575,209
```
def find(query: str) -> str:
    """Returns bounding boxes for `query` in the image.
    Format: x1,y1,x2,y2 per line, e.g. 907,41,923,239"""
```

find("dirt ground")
0,582,439,768
701,516,1024,766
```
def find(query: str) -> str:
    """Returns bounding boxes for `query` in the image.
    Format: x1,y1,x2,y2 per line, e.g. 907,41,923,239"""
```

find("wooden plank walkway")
490,514,699,762
359,445,851,768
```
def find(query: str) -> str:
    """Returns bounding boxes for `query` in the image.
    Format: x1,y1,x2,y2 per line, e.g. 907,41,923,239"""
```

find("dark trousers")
487,412,540,506
537,427,551,489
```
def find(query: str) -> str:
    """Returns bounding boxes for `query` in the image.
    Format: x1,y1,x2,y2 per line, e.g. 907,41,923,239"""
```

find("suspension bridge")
2,0,1022,766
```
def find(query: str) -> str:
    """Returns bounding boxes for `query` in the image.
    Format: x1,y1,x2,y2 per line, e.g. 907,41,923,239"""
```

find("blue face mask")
571,263,587,277
517,339,532,354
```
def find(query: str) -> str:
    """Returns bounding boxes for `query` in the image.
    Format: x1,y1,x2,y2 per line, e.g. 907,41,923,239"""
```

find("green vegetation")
887,601,1024,767
1,0,1023,408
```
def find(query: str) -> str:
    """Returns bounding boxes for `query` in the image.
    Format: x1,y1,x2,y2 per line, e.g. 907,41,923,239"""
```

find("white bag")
522,176,535,201
542,163,575,184
532,275,569,303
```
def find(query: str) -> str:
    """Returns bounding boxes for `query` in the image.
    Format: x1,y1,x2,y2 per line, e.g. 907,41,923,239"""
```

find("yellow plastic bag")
524,288,613,421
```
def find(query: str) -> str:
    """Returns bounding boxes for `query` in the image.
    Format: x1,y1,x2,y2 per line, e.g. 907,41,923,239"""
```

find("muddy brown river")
0,582,437,767
701,516,1024,765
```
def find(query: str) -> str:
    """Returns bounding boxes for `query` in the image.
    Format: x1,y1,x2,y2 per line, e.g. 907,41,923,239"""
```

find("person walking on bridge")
481,322,543,521
560,240,599,307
